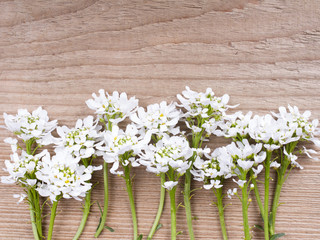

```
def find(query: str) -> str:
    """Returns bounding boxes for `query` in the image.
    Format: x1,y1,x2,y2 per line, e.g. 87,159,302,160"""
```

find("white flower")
13,193,27,204
227,188,237,199
86,89,138,125
233,179,246,188
36,151,96,202
177,86,234,119
252,165,264,178
283,148,303,169
191,146,234,189
4,137,18,152
97,124,151,175
203,179,223,190
218,111,252,139
270,161,281,169
177,86,237,138
1,150,48,186
254,151,266,164
303,146,319,161
185,121,202,133
272,105,320,145
163,181,178,190
55,116,101,160
130,101,181,137
3,107,57,145
226,140,264,165
139,135,193,176
237,159,254,171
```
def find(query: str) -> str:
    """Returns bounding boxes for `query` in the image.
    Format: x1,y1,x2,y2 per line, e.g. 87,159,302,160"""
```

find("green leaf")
270,233,285,240
96,217,102,231
137,234,143,240
155,223,163,232
104,226,115,232
176,231,183,236
268,212,273,229
97,202,103,215
254,224,263,231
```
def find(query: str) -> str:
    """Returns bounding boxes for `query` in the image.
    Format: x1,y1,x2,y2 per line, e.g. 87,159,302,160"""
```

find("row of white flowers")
1,86,319,240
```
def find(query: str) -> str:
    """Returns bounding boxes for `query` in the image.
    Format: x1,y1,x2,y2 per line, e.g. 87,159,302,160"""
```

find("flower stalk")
47,198,60,240
124,165,138,240
27,189,41,240
214,187,228,240
263,151,271,240
184,170,195,240
169,186,177,240
73,189,92,240
95,162,109,238
147,173,166,240
241,181,251,240
250,172,264,219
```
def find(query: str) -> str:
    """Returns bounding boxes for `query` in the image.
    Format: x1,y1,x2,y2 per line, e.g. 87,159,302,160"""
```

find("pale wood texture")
1,0,320,239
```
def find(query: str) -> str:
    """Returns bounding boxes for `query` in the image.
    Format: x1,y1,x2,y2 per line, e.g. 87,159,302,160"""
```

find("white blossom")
203,179,223,190
227,188,237,199
252,165,264,178
270,161,281,169
86,89,138,125
191,147,234,190
177,86,237,137
163,181,178,190
1,150,48,186
130,101,181,137
2,107,57,145
218,111,252,139
283,148,303,169
96,124,151,175
233,179,247,188
4,137,18,153
139,135,193,175
55,116,101,160
13,193,27,204
35,151,98,202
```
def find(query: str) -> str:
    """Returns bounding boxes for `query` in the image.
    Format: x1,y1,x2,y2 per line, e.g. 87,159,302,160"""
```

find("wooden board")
1,1,320,239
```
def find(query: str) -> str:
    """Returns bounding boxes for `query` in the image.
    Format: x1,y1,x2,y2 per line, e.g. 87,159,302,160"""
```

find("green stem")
73,190,92,240
269,173,284,236
147,173,166,240
95,162,109,238
241,183,251,240
34,190,42,238
25,138,42,240
215,187,228,240
250,172,264,219
169,187,177,240
124,166,138,240
184,170,195,240
27,189,41,240
264,152,271,240
47,200,59,240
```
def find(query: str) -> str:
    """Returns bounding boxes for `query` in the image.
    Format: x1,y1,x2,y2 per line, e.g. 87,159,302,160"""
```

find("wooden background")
1,0,320,239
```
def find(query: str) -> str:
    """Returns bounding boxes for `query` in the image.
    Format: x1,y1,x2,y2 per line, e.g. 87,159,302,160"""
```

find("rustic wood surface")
1,0,320,239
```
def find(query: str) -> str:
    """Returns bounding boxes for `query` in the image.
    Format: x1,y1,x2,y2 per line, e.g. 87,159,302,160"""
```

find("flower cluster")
177,86,236,137
36,150,98,202
55,116,101,160
130,101,181,137
2,87,320,240
86,89,138,125
1,147,47,187
140,135,193,189
191,147,234,190
96,124,151,175
3,107,57,145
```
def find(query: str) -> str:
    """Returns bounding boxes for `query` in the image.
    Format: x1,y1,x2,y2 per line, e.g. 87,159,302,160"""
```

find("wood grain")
1,1,320,239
